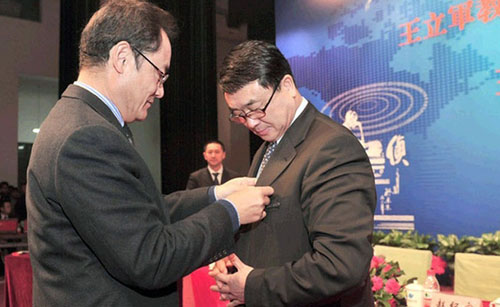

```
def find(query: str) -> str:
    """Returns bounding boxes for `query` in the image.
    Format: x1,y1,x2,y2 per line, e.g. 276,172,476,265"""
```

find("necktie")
123,124,134,145
212,173,220,185
257,142,277,177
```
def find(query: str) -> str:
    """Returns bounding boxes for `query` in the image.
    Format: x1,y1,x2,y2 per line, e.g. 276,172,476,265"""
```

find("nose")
245,117,260,129
155,83,165,98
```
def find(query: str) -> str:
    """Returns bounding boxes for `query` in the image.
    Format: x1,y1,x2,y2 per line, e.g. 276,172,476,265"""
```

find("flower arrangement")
370,255,406,307
429,255,447,275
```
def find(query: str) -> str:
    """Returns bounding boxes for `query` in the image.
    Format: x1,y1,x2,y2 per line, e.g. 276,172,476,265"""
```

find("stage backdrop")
276,0,500,236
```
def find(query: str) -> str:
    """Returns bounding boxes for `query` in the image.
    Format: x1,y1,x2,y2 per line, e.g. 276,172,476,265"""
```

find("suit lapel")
256,140,296,186
61,85,131,142
256,102,317,186
203,168,214,186
221,169,230,184
248,145,266,177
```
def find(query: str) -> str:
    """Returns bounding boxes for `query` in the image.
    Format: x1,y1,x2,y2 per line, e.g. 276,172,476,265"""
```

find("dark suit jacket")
27,85,235,307
186,167,239,189
236,102,376,306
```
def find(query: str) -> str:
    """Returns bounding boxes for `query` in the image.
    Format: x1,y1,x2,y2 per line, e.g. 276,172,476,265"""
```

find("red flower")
382,264,392,273
370,255,385,270
431,255,447,275
389,298,397,307
371,276,384,292
384,278,401,295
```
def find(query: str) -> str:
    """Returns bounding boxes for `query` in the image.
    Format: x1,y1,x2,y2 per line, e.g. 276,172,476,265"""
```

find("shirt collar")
74,81,125,127
207,165,223,177
275,96,308,145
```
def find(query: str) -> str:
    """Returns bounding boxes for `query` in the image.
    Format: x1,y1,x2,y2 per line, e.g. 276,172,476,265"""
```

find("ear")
109,41,134,74
281,74,296,94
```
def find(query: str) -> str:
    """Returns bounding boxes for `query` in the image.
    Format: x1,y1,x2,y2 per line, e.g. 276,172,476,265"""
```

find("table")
4,252,32,307
0,233,28,249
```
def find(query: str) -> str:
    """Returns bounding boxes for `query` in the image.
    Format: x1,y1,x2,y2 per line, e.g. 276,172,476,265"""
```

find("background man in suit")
0,199,12,220
186,140,240,189
26,2,272,306
210,40,377,306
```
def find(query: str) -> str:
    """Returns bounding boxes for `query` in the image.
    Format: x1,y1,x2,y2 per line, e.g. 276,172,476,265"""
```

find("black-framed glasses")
229,79,282,124
131,46,169,84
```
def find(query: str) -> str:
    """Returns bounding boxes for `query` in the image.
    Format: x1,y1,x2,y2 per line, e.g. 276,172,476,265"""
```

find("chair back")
374,245,432,284
0,218,19,233
455,253,500,301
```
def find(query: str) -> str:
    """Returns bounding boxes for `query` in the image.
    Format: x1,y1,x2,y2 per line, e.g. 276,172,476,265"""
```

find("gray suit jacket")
186,167,240,189
27,85,234,306
237,103,376,306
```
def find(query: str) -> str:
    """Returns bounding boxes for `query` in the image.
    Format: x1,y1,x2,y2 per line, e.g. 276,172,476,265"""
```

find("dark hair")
79,0,178,69
204,140,225,152
218,40,295,94
0,197,11,208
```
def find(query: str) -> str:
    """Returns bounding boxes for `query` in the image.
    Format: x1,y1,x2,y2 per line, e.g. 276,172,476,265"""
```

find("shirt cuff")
208,186,240,232
208,186,217,202
218,199,240,232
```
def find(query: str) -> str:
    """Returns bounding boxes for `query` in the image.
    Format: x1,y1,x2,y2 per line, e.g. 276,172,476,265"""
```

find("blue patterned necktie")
257,142,277,177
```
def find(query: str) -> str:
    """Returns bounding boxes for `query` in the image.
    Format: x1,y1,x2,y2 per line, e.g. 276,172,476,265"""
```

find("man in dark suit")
26,2,273,306
210,40,377,306
186,140,240,189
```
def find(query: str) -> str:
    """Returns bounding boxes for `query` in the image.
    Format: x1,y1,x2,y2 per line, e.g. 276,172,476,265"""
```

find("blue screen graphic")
276,0,500,236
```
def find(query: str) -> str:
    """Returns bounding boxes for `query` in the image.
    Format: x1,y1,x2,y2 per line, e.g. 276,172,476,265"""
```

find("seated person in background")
186,140,240,189
14,183,27,222
0,198,12,220
0,181,10,200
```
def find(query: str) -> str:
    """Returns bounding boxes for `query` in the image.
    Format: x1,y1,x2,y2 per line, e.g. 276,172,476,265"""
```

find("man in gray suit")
186,140,240,189
210,40,376,306
26,2,272,306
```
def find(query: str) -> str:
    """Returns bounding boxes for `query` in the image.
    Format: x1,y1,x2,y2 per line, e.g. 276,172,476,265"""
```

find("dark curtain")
157,1,217,194
59,0,100,96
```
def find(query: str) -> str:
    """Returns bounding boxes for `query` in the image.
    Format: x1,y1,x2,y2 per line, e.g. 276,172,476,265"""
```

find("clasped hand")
208,254,253,307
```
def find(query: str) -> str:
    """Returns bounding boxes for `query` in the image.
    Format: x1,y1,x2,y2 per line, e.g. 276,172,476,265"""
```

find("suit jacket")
237,102,376,307
186,167,240,189
27,85,235,307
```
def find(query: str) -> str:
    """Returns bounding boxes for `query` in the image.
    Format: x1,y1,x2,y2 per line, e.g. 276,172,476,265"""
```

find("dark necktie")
212,173,220,185
257,142,277,177
123,124,134,145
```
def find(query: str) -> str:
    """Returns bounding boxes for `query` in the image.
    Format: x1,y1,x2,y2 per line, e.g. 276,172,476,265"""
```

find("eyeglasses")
229,79,281,124
131,46,169,84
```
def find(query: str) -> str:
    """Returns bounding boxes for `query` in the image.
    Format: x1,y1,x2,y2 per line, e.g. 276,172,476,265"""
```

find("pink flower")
371,276,384,292
370,256,385,270
384,278,401,295
382,264,392,273
431,255,447,275
389,298,397,307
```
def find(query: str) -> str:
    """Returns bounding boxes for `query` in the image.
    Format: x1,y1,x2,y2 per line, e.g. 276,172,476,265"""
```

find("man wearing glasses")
26,1,273,306
210,40,377,306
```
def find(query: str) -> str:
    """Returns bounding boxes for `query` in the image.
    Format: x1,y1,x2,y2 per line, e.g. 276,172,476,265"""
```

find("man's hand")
214,177,257,199
226,186,273,224
209,257,232,290
209,254,253,306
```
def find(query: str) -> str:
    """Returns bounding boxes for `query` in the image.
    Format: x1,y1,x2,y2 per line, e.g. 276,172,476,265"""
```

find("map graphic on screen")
276,0,500,236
